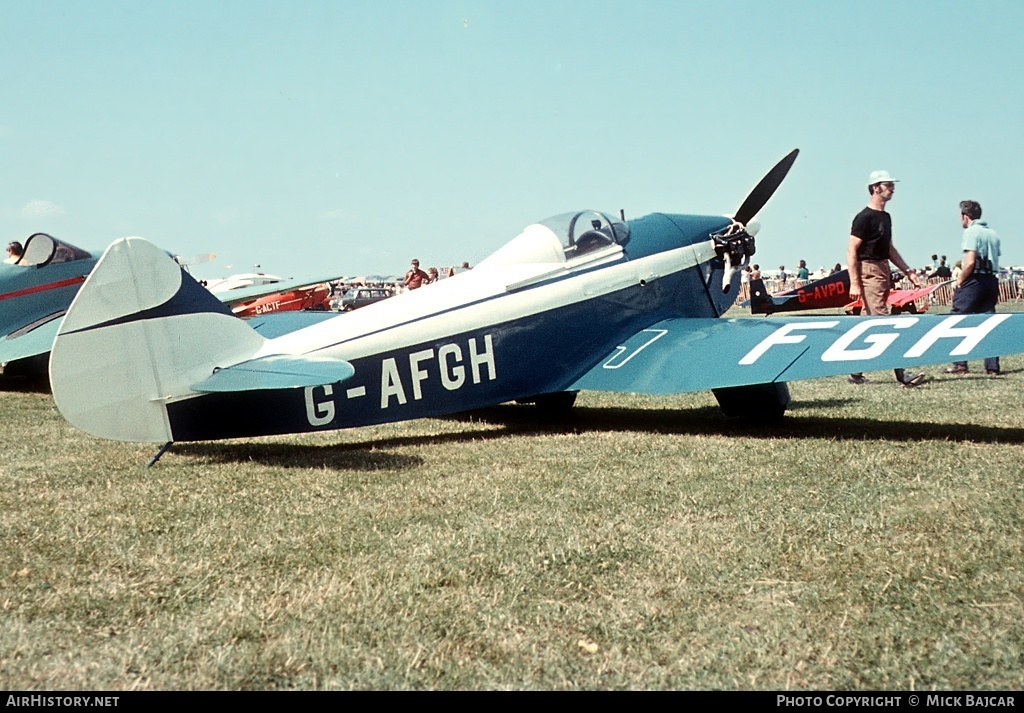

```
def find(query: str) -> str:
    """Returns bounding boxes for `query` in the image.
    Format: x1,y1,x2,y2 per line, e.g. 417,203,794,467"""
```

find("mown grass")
1,347,1023,689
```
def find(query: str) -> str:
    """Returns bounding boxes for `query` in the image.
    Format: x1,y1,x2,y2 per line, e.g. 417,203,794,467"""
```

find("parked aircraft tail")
49,238,269,442
747,278,775,314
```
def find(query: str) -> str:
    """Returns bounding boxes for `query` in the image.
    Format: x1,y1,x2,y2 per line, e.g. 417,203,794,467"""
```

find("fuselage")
0,261,88,331
166,211,737,440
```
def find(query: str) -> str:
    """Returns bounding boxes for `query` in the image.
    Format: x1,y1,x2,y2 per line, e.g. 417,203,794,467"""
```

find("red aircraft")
229,283,332,317
746,269,950,315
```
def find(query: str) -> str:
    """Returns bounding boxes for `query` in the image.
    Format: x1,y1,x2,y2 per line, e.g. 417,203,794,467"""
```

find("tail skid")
50,238,268,442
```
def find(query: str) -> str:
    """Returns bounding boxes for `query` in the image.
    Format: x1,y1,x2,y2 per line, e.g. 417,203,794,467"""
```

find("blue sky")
2,0,1022,280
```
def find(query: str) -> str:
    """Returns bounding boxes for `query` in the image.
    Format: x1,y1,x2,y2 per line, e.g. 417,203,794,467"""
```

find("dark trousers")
951,274,1000,373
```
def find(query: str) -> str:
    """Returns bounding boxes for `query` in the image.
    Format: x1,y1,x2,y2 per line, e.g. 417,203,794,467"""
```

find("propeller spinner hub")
713,221,757,264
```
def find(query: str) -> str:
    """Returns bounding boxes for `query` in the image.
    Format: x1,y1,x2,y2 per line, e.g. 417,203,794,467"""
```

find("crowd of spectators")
327,259,473,311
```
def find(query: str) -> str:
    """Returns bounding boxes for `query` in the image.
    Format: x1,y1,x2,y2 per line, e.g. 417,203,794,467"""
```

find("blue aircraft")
0,232,97,376
47,150,1024,457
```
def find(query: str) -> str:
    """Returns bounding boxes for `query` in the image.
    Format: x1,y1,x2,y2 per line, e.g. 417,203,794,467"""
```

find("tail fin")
747,278,775,314
50,238,266,442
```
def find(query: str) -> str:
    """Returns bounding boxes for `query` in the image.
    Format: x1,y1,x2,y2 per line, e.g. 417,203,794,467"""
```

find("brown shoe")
943,365,969,375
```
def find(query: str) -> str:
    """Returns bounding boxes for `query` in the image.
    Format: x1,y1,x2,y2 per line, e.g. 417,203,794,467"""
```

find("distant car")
339,287,392,311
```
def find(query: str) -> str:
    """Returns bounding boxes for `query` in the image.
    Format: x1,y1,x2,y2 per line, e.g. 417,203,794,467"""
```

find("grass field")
2,323,1023,689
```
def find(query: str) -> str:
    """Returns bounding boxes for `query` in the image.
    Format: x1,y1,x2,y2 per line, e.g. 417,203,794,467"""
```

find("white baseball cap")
867,170,899,186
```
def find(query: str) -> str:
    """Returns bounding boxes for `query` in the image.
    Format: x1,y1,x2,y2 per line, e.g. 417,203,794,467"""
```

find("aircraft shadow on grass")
173,440,428,472
0,374,52,394
174,399,1024,470
453,402,1024,446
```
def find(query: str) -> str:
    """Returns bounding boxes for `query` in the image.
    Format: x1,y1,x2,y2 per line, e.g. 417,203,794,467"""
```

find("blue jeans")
951,274,1000,373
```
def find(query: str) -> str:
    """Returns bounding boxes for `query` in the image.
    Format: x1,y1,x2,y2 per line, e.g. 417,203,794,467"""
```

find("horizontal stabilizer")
192,354,355,392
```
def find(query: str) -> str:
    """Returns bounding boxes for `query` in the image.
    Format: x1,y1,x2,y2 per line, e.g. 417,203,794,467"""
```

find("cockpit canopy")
480,210,629,268
536,211,630,259
16,233,92,267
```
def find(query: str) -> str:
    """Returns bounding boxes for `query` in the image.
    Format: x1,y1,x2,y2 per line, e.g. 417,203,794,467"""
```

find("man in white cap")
846,170,924,387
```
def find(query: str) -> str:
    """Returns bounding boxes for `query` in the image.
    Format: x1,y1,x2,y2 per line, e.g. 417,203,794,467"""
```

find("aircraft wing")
212,274,343,307
892,280,952,305
246,310,340,339
570,314,1024,394
0,312,64,365
846,280,952,312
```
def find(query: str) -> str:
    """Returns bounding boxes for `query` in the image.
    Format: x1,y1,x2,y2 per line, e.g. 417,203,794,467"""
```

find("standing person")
796,259,810,282
944,200,1001,375
404,259,428,290
847,170,925,387
931,256,952,280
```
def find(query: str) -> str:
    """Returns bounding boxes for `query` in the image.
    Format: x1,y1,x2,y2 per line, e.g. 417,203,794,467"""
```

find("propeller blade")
733,148,799,226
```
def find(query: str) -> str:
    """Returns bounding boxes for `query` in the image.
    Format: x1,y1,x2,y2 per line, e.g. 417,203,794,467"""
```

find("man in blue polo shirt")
945,200,1002,375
